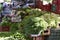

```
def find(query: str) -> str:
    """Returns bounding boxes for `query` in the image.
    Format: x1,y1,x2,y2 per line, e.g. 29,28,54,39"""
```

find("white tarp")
42,0,52,5
43,1,48,5
0,0,4,3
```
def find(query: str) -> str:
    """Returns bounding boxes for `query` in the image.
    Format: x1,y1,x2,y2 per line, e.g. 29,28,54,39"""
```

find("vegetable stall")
0,5,60,40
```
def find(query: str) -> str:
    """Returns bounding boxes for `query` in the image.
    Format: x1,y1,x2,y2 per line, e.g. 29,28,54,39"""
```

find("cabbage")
39,20,48,30
31,17,45,22
49,20,56,28
35,22,40,27
31,17,41,22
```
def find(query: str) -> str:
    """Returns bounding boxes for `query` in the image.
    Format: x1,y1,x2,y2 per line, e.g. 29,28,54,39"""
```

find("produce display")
18,8,60,40
0,0,60,40
0,7,60,40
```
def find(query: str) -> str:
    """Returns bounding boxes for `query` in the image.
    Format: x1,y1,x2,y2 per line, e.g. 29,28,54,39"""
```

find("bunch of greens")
21,16,48,35
10,23,19,33
20,10,60,40
40,13,60,28
31,17,48,34
30,8,44,16
0,17,11,26
0,32,14,37
0,32,26,40
13,32,26,40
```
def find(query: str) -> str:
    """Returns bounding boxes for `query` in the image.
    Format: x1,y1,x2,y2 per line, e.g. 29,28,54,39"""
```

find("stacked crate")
36,0,60,13
42,4,51,11
47,29,60,40
56,0,60,13
36,0,43,9
52,0,60,14
51,0,57,13
36,0,51,11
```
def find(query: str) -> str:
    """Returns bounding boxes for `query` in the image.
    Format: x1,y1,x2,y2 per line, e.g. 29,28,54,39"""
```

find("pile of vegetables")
0,7,60,40
20,8,60,37
31,17,48,34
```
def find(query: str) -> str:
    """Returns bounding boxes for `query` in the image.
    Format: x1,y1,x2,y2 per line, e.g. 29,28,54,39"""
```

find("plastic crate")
47,29,60,40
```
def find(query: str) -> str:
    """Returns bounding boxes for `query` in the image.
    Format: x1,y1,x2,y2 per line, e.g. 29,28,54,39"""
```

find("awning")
0,0,4,3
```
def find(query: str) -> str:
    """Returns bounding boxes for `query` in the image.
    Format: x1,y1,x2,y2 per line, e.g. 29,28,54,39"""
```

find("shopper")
3,2,8,8
2,3,11,16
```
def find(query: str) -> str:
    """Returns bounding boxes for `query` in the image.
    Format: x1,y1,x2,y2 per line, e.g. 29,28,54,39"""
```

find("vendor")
2,2,11,16
12,1,18,7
